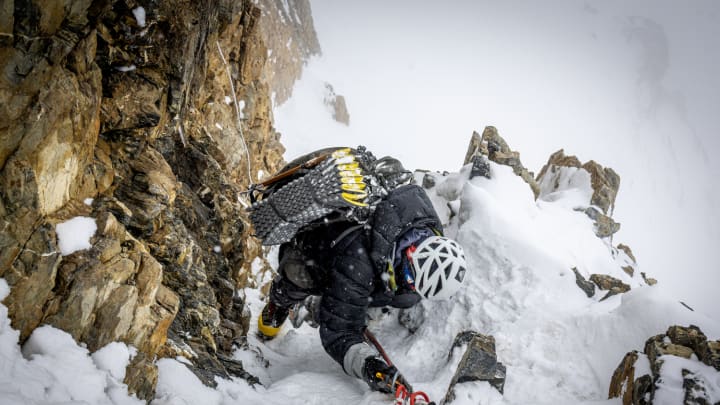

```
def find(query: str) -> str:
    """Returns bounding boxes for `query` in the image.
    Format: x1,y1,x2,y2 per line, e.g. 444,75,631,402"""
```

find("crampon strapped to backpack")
248,146,408,245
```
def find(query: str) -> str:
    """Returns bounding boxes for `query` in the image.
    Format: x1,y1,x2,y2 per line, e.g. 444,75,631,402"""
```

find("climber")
252,147,468,394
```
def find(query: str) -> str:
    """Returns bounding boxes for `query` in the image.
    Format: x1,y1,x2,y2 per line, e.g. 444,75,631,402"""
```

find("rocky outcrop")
537,149,621,238
323,82,350,125
0,0,305,398
444,331,506,403
609,325,720,404
573,267,597,298
537,149,620,215
464,127,540,197
590,274,631,301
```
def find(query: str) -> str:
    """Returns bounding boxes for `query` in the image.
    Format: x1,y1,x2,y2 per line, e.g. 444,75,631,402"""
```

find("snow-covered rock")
609,325,720,404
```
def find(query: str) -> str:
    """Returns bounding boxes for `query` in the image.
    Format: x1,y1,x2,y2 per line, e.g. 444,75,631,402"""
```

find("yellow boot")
257,302,289,340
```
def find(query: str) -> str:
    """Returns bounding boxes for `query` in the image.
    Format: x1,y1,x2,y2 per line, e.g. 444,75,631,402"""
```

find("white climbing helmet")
410,236,467,300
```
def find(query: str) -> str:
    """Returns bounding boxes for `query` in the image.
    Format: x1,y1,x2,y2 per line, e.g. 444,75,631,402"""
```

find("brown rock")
617,244,637,263
609,325,720,404
445,331,506,403
464,127,540,198
124,352,158,401
537,149,621,215
608,351,639,404
584,207,621,238
322,83,350,125
2,0,302,397
590,274,631,293
573,267,596,298
641,272,658,286
622,266,634,277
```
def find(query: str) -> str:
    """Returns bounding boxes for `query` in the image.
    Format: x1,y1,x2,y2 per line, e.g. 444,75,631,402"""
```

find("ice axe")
363,329,436,405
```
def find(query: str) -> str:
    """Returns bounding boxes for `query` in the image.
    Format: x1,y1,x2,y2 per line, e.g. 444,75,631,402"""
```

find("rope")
216,41,253,187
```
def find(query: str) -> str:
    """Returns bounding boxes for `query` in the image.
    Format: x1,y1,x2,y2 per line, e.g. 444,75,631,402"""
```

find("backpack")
249,146,396,245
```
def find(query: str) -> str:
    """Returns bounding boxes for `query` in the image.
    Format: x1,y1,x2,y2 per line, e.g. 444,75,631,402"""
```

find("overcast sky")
275,0,719,317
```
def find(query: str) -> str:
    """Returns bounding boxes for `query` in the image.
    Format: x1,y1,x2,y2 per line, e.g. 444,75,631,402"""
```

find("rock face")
445,331,506,403
609,325,720,404
256,0,321,105
1,0,313,398
464,127,539,197
537,149,621,239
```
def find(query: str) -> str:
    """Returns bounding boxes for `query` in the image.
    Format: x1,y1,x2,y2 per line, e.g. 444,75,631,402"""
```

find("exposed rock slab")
444,331,506,403
609,325,720,404
573,267,596,298
590,274,631,300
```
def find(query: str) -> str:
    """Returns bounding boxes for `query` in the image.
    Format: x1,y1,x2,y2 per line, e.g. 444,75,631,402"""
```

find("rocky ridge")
0,0,318,399
609,325,720,404
462,126,648,303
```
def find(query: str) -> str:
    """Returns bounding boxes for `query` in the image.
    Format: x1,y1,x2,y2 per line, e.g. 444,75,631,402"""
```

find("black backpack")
248,146,376,245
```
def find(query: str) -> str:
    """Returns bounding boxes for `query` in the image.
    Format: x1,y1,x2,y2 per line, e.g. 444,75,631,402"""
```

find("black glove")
362,357,413,394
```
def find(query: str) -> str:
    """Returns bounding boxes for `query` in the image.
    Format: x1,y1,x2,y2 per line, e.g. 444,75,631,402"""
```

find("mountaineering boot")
257,301,290,340
289,295,321,329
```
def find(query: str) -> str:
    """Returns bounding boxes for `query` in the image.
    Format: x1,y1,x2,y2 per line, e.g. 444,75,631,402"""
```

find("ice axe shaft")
363,329,436,405
364,329,394,367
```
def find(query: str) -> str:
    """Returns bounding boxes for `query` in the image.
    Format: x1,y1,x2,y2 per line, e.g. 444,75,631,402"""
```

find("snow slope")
279,0,720,319
151,160,720,404
2,159,719,404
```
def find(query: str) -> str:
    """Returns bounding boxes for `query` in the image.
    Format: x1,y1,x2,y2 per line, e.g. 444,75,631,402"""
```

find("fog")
275,1,719,317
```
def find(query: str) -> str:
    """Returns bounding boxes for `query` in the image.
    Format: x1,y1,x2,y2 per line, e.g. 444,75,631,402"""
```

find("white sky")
275,0,720,317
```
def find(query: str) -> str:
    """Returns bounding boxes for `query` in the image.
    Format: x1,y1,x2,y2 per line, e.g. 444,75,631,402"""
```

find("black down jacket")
292,184,443,368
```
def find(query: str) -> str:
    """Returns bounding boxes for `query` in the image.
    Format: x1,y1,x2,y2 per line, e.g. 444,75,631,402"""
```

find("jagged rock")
641,272,658,286
622,266,635,277
666,325,720,371
618,244,637,263
125,352,158,401
464,127,539,198
590,274,630,293
584,206,621,238
609,325,720,404
609,351,639,404
469,155,491,180
633,375,654,405
572,267,596,298
43,212,179,355
537,149,620,215
445,331,506,403
323,83,350,125
1,0,298,397
590,274,630,300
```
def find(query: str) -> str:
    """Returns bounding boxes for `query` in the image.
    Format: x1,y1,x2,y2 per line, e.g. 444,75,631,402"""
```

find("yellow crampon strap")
331,148,369,207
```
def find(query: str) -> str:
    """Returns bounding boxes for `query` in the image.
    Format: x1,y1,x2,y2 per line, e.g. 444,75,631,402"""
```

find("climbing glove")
363,357,413,393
